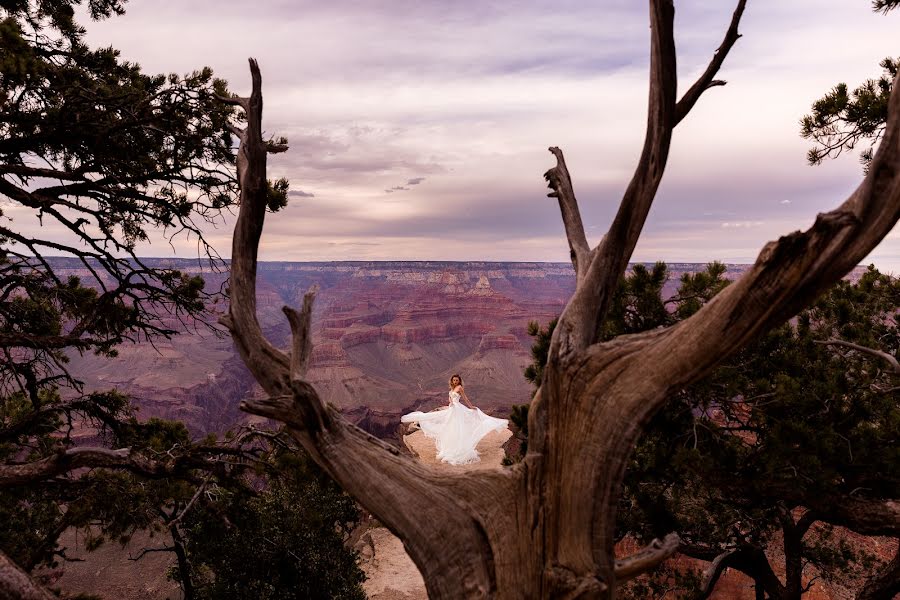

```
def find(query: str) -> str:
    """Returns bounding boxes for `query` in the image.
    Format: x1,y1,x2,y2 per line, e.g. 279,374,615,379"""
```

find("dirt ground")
358,425,512,599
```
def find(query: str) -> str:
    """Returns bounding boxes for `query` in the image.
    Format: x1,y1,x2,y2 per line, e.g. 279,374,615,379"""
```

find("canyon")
60,260,759,436
47,260,884,600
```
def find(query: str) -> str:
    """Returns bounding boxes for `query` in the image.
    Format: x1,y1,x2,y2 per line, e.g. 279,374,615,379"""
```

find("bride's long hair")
448,373,463,390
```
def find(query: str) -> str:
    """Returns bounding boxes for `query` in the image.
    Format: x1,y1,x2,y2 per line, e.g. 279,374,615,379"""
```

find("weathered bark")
720,479,900,538
0,551,54,600
222,1,900,597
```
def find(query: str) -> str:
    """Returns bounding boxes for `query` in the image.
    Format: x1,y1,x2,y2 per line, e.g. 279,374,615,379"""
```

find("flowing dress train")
401,390,509,465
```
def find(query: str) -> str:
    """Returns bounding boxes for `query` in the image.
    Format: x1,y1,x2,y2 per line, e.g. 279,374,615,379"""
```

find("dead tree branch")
544,147,591,278
220,3,900,597
614,533,680,582
222,58,514,599
283,285,319,380
642,66,900,397
675,0,747,125
815,339,900,375
0,447,172,486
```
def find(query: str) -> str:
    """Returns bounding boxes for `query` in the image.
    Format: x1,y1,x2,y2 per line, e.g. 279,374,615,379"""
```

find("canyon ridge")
58,260,766,437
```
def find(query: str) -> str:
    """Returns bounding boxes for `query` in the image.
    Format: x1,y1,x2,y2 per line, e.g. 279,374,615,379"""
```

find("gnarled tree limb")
0,443,251,488
804,496,900,537
642,66,900,398
815,338,900,375
613,532,679,582
555,0,678,352
219,3,900,597
222,58,516,599
675,0,747,125
551,0,747,353
282,285,319,380
0,447,165,486
697,549,737,599
544,147,591,278
685,545,786,600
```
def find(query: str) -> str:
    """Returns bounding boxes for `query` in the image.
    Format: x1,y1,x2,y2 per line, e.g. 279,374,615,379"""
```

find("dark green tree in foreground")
0,1,235,590
0,2,306,598
801,1,898,169
173,449,366,600
515,264,900,599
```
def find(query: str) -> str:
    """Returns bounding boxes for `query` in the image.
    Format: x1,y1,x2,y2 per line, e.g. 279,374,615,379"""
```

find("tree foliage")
0,1,238,585
173,449,366,600
0,5,364,599
0,0,241,399
801,2,897,169
517,264,900,598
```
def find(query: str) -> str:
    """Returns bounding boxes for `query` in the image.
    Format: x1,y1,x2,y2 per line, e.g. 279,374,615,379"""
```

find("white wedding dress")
401,390,509,465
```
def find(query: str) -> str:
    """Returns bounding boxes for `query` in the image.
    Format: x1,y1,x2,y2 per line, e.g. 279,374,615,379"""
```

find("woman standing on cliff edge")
401,374,508,465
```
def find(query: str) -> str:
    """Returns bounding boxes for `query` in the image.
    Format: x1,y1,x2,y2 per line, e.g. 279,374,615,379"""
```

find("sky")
71,1,900,268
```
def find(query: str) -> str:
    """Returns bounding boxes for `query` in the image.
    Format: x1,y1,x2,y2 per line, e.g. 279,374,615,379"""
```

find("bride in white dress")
401,374,509,465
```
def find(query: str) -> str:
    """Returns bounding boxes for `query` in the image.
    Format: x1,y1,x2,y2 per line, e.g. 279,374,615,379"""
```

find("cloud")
63,1,900,272
721,221,765,229
289,190,315,198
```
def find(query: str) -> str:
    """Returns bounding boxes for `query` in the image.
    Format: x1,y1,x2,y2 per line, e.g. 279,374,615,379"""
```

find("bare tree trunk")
0,551,54,600
777,509,816,600
692,546,785,600
755,581,766,600
170,525,195,600
220,0,900,597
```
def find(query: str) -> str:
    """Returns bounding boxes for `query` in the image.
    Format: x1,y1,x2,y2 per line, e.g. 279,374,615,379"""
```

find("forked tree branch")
555,0,677,351
219,58,291,383
675,0,747,125
697,549,737,600
688,546,786,600
613,532,680,582
640,68,900,404
545,147,591,278
222,58,517,598
550,0,747,352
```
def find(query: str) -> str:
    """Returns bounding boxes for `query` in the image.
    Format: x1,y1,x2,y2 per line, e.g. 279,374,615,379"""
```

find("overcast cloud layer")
60,1,900,268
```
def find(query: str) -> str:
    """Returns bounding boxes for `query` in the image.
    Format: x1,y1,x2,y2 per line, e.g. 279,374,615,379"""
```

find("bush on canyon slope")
0,2,308,596
515,264,900,599
172,449,366,600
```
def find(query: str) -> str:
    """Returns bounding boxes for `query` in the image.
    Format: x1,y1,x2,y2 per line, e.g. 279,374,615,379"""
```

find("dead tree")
222,1,900,597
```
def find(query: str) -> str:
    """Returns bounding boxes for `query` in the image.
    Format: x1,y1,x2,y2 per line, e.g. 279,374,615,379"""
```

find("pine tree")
519,265,900,599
